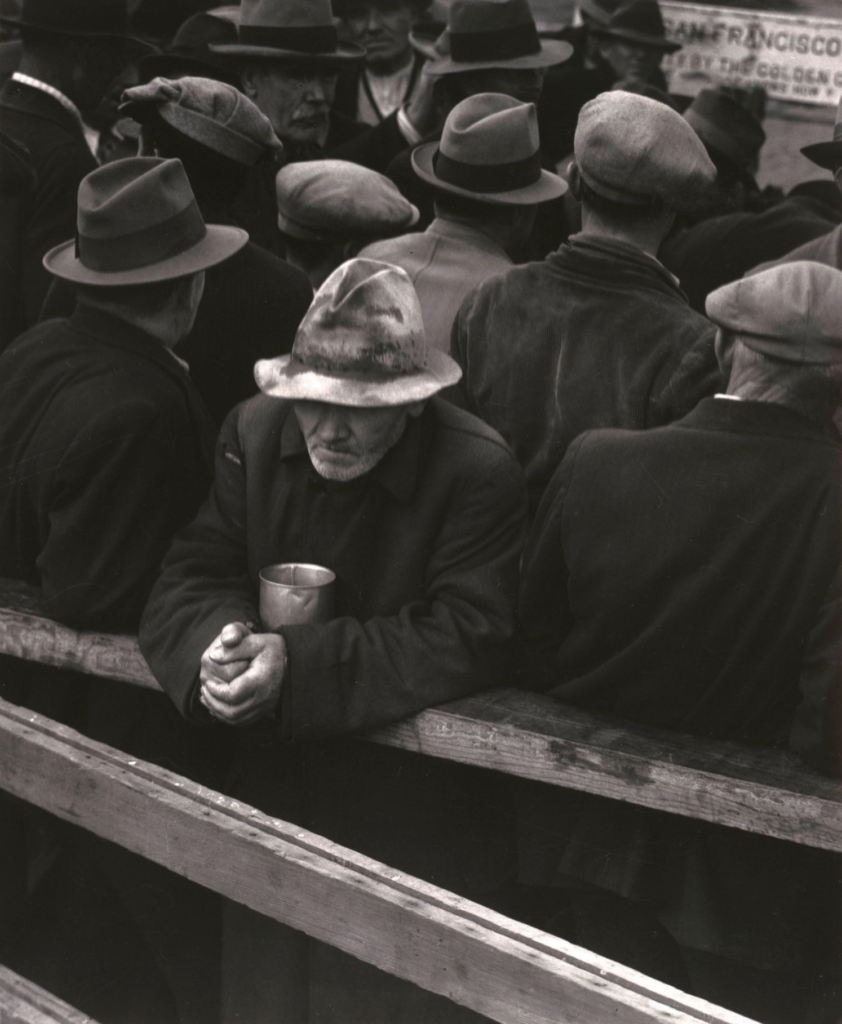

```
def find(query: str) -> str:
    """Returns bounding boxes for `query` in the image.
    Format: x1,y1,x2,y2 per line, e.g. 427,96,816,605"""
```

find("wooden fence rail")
0,694,756,1024
0,966,100,1024
1,579,839,851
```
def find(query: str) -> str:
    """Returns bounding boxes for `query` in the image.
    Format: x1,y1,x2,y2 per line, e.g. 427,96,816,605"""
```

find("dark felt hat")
4,0,152,49
425,0,572,76
801,95,842,171
412,92,566,205
138,10,242,85
578,0,623,25
684,88,765,176
593,0,681,53
43,156,246,285
211,0,364,64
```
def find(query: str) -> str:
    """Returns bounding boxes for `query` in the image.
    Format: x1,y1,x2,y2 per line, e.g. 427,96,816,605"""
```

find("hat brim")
801,141,842,172
2,15,154,52
593,27,681,53
277,204,421,243
42,225,248,286
411,143,567,205
408,28,444,62
426,38,572,75
254,350,462,407
209,41,364,63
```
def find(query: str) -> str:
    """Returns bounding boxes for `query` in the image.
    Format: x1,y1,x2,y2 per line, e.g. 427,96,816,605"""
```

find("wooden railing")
0,966,101,1024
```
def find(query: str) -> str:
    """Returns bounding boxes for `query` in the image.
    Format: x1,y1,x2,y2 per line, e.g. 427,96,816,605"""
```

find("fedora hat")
43,157,246,286
425,0,572,76
121,76,282,167
138,10,242,85
578,0,623,24
4,0,151,48
210,0,364,64
255,259,461,407
802,94,842,171
412,92,566,205
684,88,765,179
593,0,680,53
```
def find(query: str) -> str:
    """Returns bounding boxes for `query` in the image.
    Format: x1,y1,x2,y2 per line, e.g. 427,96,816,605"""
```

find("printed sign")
661,2,842,106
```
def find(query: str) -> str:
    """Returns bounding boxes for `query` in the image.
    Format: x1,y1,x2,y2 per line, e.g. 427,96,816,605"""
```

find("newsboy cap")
276,160,419,243
255,259,462,407
575,90,715,206
706,262,842,366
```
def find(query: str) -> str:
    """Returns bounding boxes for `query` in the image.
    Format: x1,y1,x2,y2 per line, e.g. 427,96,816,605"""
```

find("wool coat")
0,79,98,328
517,397,842,970
0,129,35,353
139,394,527,1023
451,233,722,513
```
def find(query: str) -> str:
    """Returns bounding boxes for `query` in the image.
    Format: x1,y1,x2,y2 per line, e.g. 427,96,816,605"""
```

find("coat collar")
426,217,512,263
0,77,86,141
679,396,841,446
566,232,681,288
279,401,426,502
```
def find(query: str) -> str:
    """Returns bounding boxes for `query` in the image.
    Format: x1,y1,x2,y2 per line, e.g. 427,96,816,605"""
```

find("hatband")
238,23,339,53
450,20,541,62
433,147,542,193
76,199,206,273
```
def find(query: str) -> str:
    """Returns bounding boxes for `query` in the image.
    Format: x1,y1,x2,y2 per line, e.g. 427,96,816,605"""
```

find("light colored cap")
706,262,842,365
275,160,419,243
575,90,715,206
255,259,462,407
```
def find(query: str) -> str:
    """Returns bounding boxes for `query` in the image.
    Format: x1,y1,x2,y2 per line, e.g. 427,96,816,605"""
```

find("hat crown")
440,92,538,166
684,88,765,167
170,10,239,51
15,0,130,33
293,260,428,379
79,156,193,238
449,0,535,33
239,0,335,31
606,0,667,36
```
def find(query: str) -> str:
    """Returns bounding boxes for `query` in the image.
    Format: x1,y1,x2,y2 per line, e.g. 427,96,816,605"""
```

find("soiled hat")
684,88,765,175
211,0,364,64
412,92,566,205
255,259,462,407
425,0,572,76
276,160,419,243
137,10,241,85
802,93,842,171
593,0,680,52
575,90,715,206
43,156,246,286
706,262,842,365
120,76,282,166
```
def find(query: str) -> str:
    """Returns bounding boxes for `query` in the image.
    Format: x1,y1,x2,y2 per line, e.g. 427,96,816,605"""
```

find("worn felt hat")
424,0,572,76
801,94,842,171
593,0,680,53
575,90,715,205
412,92,566,205
684,88,765,176
408,0,449,60
706,262,842,365
578,0,623,24
4,0,152,49
276,160,419,243
210,0,364,64
137,10,242,85
43,156,246,286
255,258,462,406
120,76,282,166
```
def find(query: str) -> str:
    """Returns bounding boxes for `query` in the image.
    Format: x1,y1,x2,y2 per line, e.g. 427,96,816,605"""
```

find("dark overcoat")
451,234,722,513
518,397,842,970
0,129,35,352
0,79,97,327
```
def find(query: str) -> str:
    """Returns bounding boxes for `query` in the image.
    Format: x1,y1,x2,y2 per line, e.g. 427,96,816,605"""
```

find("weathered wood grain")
0,966,99,1024
0,579,839,850
0,698,756,1024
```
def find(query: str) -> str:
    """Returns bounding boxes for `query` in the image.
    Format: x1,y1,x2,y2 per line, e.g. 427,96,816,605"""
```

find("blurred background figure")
333,0,432,125
137,6,242,86
276,158,419,288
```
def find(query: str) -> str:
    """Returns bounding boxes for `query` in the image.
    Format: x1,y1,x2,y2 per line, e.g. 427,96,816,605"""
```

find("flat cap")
276,160,420,243
706,262,842,365
575,91,715,206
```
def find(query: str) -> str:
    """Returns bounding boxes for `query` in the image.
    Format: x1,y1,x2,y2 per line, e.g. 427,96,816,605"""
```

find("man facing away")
451,89,721,514
139,258,527,1023
518,261,842,1023
360,92,565,352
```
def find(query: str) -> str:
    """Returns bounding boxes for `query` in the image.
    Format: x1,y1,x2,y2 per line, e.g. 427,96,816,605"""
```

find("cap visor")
412,143,567,205
254,350,462,407
209,41,364,62
800,141,842,171
43,225,248,286
426,38,572,75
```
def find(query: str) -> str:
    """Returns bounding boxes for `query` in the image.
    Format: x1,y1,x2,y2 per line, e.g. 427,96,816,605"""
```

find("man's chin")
309,449,374,482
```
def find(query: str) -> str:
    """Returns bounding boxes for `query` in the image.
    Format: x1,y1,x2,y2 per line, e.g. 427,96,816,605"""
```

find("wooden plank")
0,966,99,1024
0,580,839,850
0,697,756,1024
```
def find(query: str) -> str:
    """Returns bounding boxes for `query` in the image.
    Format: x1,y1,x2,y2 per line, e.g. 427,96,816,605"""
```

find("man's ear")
567,160,582,201
714,328,736,376
240,65,260,100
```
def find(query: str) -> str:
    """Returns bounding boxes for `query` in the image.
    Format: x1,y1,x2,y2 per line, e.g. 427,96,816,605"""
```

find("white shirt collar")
11,72,84,129
714,393,743,401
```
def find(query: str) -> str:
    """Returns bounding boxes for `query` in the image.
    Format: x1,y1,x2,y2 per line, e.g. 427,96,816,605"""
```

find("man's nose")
366,9,383,31
316,410,351,443
302,76,329,102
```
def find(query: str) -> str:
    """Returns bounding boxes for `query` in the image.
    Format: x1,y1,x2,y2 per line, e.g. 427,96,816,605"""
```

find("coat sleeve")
277,447,527,739
789,571,842,777
138,406,260,718
517,435,586,690
652,322,723,428
446,287,481,413
40,398,205,632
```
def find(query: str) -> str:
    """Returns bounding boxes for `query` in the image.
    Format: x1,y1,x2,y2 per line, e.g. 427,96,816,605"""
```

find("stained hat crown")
684,88,765,172
594,0,680,51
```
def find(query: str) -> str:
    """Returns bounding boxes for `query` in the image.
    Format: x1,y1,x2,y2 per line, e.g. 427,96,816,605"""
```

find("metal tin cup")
259,563,336,630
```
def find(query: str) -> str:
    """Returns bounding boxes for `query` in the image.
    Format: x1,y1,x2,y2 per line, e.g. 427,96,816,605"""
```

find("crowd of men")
0,1,841,1023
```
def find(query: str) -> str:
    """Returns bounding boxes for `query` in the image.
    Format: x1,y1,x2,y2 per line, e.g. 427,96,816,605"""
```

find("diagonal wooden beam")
0,966,100,1024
